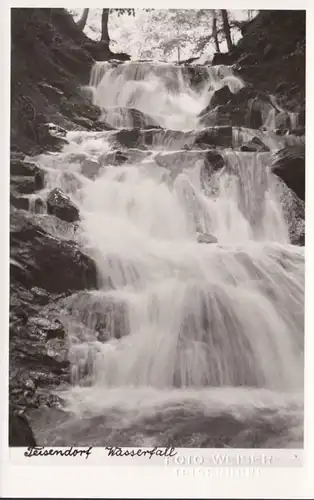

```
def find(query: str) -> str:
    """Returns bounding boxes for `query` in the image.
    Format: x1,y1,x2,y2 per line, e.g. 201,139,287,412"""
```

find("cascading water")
29,62,304,448
86,62,244,130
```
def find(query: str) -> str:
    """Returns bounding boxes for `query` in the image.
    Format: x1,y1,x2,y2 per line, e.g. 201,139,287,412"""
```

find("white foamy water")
30,62,304,447
86,61,244,130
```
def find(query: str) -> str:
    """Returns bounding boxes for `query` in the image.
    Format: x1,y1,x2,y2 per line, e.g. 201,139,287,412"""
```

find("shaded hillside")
234,10,305,114
11,8,114,155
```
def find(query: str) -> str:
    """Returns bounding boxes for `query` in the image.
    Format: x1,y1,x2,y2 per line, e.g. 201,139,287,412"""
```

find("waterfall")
86,62,244,130
31,61,304,447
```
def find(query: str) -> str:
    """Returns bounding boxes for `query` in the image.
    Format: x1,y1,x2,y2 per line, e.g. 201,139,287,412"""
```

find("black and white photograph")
8,6,305,456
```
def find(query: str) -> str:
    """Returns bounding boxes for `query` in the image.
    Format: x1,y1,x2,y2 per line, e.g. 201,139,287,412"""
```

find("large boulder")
272,145,305,201
47,187,80,222
10,211,97,293
210,85,233,108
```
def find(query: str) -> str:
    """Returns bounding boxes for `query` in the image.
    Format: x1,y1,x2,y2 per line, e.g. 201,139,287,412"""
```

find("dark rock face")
10,287,71,412
11,8,109,156
47,187,80,223
10,192,30,211
233,11,305,113
11,158,41,177
10,211,97,293
212,52,235,66
272,145,305,201
9,410,36,446
210,85,233,108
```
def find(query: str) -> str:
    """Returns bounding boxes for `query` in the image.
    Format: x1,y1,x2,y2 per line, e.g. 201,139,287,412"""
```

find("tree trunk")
212,11,220,53
220,9,233,52
76,8,89,31
177,45,180,63
101,8,110,43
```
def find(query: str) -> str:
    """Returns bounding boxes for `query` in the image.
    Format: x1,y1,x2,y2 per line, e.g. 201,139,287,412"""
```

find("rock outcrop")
272,145,305,201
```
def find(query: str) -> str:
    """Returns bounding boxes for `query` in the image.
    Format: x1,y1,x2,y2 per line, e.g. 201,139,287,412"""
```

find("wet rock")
240,136,269,152
46,122,67,138
47,187,79,223
211,52,235,66
101,107,161,129
248,98,263,129
10,317,70,412
205,151,225,172
28,316,65,341
38,81,64,103
10,192,29,211
81,159,101,179
272,145,305,201
31,287,50,305
230,86,260,104
71,115,96,130
110,53,131,62
10,176,39,195
36,122,68,151
299,106,305,127
154,150,207,173
99,150,129,166
197,233,218,244
291,127,305,137
9,410,36,446
210,85,233,108
10,211,97,293
275,128,289,136
93,120,115,131
199,105,232,127
112,128,142,149
195,126,233,148
35,170,45,189
26,212,78,240
263,43,275,60
275,111,291,130
185,66,210,89
109,127,233,151
278,181,305,246
97,329,111,343
275,81,291,94
11,158,41,177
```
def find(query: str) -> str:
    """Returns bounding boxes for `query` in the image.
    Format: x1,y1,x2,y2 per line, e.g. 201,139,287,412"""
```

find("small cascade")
29,60,304,447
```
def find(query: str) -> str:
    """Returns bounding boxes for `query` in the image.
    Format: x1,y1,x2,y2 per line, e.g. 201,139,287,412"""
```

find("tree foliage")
71,8,258,61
